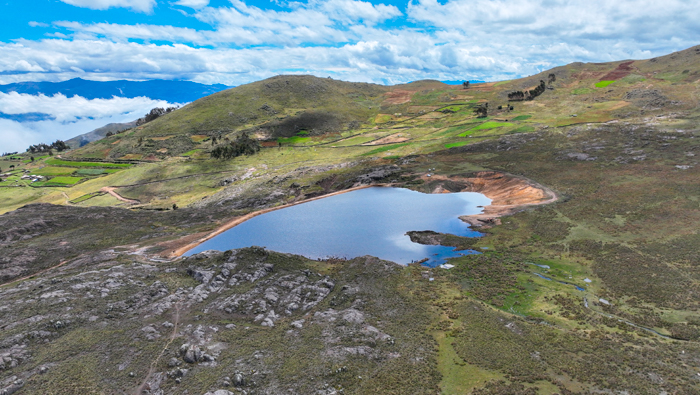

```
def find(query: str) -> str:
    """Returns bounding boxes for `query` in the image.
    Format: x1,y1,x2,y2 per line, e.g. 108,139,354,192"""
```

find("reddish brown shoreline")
163,171,556,259
167,184,377,258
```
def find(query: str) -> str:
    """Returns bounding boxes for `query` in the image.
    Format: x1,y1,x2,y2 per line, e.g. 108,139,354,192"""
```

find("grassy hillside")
1,45,699,394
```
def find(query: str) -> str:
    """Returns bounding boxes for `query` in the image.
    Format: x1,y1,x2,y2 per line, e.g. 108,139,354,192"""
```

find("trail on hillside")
134,300,182,395
100,186,140,204
0,259,69,289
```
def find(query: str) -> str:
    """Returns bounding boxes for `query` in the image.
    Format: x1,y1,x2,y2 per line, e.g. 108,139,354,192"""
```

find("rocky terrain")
0,247,441,394
1,45,700,394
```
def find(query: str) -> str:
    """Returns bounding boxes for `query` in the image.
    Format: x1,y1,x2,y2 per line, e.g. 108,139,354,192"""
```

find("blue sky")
2,0,698,86
0,0,698,152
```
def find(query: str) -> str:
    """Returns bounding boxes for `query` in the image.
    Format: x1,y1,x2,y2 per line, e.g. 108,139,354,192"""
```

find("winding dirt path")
100,186,140,204
0,260,69,289
134,300,182,395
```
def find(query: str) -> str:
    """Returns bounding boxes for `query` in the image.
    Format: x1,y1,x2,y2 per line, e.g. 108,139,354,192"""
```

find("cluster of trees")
462,81,470,89
2,152,18,157
26,140,68,154
210,133,261,160
507,80,546,101
136,106,179,126
475,103,488,118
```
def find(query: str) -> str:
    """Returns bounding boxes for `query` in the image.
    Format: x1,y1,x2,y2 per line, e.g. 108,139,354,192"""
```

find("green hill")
1,45,700,395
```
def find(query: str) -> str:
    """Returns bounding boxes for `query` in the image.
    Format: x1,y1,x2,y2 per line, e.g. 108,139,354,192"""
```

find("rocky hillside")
1,45,700,394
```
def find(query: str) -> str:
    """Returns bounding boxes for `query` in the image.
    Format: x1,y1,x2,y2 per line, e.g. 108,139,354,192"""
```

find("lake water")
186,186,491,266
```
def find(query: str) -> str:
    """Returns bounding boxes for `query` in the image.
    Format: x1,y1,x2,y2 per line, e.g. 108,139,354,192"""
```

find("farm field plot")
31,166,78,176
35,176,84,186
46,158,132,168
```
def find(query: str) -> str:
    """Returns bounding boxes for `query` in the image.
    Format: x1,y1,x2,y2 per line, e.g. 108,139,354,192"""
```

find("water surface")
186,187,491,266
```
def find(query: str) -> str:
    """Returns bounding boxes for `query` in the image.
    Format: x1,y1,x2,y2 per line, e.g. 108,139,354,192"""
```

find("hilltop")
0,45,699,394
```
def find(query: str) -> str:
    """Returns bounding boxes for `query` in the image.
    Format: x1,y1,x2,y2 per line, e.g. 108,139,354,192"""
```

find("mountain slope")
1,45,700,395
65,120,138,149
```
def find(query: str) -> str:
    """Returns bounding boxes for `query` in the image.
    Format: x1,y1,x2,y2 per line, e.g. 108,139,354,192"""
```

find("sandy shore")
424,171,558,228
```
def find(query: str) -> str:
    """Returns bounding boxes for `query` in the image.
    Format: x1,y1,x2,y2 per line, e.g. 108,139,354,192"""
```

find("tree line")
136,106,179,126
210,133,261,160
507,80,546,101
26,140,68,154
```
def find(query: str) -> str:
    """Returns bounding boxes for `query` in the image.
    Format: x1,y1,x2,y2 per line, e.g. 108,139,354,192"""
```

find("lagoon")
186,186,491,266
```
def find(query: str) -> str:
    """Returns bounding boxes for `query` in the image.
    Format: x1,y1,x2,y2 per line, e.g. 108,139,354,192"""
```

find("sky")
1,0,699,152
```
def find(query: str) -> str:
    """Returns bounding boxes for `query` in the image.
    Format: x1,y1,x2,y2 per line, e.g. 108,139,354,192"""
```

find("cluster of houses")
0,170,46,183
20,174,45,183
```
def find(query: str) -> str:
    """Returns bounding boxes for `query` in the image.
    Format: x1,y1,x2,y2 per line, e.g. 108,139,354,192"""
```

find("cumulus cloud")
0,92,180,122
3,0,699,87
0,93,181,152
173,0,209,9
59,0,156,13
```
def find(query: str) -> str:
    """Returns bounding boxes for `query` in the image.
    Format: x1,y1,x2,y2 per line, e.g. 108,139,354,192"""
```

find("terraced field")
1,45,700,394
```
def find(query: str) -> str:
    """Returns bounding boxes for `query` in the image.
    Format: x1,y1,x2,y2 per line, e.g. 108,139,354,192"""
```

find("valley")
0,45,699,394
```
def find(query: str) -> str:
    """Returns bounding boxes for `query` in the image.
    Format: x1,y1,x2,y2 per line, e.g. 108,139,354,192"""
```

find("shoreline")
423,171,559,228
165,171,557,259
168,184,379,258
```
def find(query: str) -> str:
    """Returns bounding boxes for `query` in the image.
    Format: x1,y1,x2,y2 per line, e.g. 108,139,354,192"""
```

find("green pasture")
33,166,78,176
595,80,616,88
46,158,132,168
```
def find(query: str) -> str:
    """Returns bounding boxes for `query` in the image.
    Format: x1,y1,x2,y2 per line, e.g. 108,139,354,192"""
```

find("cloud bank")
0,93,181,153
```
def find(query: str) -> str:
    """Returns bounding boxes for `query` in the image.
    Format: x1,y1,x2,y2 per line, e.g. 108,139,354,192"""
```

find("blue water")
186,186,492,266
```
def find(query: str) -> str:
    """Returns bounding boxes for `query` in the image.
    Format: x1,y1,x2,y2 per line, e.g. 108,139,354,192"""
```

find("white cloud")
0,92,180,122
59,0,156,13
174,0,209,9
2,0,699,87
54,21,207,44
0,115,132,154
55,0,402,46
0,93,181,152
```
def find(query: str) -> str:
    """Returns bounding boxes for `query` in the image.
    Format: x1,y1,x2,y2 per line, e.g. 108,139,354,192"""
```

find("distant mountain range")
0,78,232,103
65,121,139,149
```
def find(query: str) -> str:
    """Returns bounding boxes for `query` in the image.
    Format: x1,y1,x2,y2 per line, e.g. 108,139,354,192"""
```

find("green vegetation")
473,121,513,130
277,136,310,144
3,46,700,394
595,80,616,88
444,141,472,148
38,176,84,186
572,87,594,95
46,158,131,168
74,168,109,176
361,142,412,156
33,166,78,176
510,115,532,121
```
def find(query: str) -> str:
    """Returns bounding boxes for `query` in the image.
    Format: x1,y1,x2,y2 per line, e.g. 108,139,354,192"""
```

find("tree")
548,73,556,84
172,203,178,210
462,81,470,89
136,106,179,126
211,133,261,160
30,157,34,162
475,104,488,118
